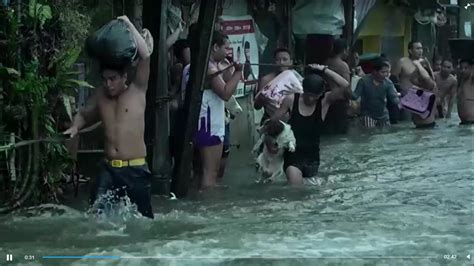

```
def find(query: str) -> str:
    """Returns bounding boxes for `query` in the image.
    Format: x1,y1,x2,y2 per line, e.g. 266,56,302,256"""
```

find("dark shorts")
415,122,436,129
284,150,320,178
222,123,230,158
91,161,154,219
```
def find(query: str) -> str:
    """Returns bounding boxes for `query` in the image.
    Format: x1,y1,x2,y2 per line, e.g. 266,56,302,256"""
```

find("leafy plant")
28,0,53,29
1,0,93,205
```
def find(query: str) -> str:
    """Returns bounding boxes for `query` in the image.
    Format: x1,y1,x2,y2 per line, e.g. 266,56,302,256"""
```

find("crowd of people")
63,16,473,219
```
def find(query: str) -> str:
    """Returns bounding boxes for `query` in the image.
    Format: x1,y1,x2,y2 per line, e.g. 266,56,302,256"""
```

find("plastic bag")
86,19,137,67
260,70,304,108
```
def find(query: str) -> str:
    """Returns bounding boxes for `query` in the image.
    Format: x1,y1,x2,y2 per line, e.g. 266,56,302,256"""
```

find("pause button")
6,254,13,261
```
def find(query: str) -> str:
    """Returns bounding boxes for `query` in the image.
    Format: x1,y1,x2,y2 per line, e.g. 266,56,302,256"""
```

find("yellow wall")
359,2,406,37
361,36,381,54
357,1,412,56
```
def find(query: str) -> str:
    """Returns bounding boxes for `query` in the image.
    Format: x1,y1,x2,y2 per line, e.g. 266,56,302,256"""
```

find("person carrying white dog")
271,64,349,185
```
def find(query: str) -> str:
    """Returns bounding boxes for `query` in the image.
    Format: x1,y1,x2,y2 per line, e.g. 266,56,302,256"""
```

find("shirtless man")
393,41,437,127
271,64,349,185
254,48,294,123
457,59,474,125
64,16,154,218
324,39,351,134
393,41,426,95
434,60,457,119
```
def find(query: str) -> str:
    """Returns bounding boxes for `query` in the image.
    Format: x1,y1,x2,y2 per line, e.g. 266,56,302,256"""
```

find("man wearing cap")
64,16,154,218
270,64,349,185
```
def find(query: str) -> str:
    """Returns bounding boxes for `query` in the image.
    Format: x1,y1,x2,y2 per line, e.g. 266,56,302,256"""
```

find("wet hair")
302,73,326,95
244,41,250,49
100,63,127,76
263,120,284,138
373,57,391,71
331,39,347,57
273,47,291,58
212,31,229,47
408,41,421,50
173,39,190,61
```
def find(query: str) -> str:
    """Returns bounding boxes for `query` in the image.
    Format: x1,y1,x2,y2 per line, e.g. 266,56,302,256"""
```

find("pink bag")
401,88,436,119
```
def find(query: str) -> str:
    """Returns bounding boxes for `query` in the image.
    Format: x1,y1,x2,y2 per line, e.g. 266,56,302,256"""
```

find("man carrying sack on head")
64,16,154,219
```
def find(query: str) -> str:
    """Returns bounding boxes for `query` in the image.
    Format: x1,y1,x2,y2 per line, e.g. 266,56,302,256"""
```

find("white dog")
253,120,296,183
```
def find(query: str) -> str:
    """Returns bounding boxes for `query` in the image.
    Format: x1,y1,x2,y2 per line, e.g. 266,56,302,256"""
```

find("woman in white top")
193,31,243,189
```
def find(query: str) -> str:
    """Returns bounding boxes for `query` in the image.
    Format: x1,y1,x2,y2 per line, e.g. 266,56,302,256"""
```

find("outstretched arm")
118,15,152,88
63,93,100,138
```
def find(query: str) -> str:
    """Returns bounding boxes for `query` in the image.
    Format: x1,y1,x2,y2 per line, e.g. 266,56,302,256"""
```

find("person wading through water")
64,16,154,218
434,59,457,119
193,31,243,190
271,64,349,185
457,59,474,125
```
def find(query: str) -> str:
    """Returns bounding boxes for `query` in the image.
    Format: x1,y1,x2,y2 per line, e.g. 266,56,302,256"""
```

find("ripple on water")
1,122,473,264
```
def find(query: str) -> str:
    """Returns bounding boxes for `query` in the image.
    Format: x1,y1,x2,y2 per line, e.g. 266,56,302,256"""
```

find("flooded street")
0,120,473,266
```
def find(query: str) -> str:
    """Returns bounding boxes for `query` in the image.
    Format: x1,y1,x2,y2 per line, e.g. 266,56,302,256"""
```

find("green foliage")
1,1,93,204
28,0,53,29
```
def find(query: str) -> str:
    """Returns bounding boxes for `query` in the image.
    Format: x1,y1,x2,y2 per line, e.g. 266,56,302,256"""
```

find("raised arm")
208,63,243,101
308,64,349,102
413,60,436,90
166,22,184,49
118,15,152,88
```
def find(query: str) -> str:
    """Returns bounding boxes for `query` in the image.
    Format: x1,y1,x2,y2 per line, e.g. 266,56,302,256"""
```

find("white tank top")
182,62,226,138
198,61,225,139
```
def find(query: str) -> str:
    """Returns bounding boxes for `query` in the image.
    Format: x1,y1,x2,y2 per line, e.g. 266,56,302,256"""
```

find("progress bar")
41,255,441,260
42,256,120,259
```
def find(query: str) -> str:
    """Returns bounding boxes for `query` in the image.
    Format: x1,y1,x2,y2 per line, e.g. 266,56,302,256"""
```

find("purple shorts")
193,131,223,148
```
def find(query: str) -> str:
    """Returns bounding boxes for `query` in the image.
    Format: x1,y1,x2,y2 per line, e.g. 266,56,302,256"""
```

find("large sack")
86,19,137,67
260,70,304,108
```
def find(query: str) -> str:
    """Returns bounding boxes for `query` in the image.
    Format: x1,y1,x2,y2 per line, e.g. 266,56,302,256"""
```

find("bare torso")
458,77,474,122
98,85,147,160
399,58,437,125
398,57,418,94
434,72,456,109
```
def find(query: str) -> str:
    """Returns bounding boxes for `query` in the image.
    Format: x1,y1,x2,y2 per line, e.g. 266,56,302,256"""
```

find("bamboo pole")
171,0,220,198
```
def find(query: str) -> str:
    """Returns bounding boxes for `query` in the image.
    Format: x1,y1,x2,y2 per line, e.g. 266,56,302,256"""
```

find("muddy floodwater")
1,120,473,265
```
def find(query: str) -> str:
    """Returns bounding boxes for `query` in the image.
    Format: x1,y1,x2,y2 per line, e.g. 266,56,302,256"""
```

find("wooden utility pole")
171,0,219,198
143,0,171,195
